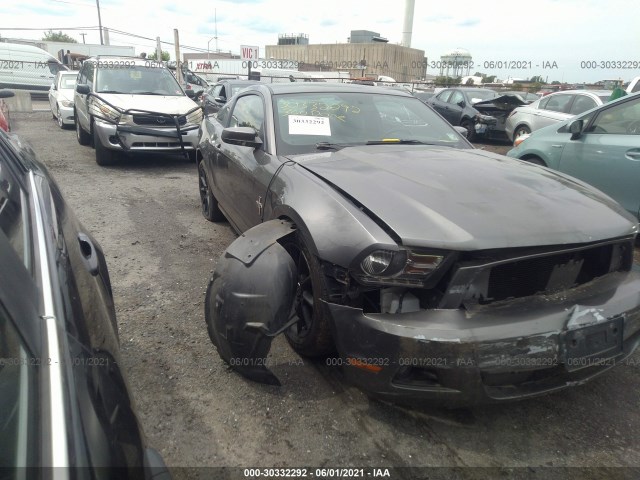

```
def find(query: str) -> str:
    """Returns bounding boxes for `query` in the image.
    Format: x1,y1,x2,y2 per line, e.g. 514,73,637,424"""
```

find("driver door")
215,93,276,232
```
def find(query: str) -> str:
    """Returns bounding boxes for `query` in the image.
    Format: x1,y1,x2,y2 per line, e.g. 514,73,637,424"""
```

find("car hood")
290,146,637,250
95,93,198,114
57,89,75,103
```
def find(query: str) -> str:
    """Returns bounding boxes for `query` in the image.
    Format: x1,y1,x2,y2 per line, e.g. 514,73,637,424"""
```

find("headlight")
361,251,395,275
60,100,74,108
354,248,445,287
513,134,530,147
88,96,121,123
185,108,203,126
119,114,135,126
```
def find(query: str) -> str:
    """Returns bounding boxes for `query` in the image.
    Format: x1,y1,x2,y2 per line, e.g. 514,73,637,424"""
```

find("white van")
0,42,68,94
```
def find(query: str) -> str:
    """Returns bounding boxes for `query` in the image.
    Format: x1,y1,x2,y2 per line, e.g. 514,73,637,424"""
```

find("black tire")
283,237,334,357
460,119,475,142
56,105,65,129
75,111,91,146
514,125,531,141
94,128,116,166
198,160,225,221
187,150,198,163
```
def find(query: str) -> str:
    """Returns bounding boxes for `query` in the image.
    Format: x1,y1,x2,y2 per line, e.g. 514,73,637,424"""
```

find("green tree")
529,75,545,83
482,75,497,84
551,80,561,85
147,50,170,61
43,30,77,43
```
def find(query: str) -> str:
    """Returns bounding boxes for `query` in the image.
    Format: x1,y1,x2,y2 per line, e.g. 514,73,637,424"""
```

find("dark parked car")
201,80,260,115
0,130,170,476
426,87,499,140
198,83,640,405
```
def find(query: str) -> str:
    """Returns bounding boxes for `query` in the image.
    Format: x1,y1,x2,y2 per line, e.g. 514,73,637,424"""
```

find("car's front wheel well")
519,154,547,167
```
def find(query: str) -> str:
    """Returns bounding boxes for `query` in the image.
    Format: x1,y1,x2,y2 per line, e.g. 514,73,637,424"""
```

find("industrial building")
265,32,426,82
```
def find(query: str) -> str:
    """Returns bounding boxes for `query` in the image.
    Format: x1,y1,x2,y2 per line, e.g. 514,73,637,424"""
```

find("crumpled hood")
290,145,637,250
95,93,198,114
474,94,526,113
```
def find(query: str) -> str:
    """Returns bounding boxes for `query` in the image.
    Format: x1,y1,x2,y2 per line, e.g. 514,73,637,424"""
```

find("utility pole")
174,29,182,85
156,37,162,62
96,0,104,45
80,33,86,44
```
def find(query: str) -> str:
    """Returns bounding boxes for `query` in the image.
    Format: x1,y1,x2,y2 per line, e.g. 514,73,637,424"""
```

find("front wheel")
514,125,531,141
198,160,225,221
460,119,476,142
283,238,334,357
522,155,546,167
75,111,91,145
57,105,64,129
94,128,116,166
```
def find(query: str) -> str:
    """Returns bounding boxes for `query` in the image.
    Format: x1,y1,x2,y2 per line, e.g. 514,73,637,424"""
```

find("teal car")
507,92,640,221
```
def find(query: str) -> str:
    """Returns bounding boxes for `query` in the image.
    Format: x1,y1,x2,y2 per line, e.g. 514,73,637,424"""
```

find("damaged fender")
205,219,298,385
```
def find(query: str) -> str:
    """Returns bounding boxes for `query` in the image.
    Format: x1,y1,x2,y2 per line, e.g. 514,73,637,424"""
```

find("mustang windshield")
273,92,471,155
95,65,184,96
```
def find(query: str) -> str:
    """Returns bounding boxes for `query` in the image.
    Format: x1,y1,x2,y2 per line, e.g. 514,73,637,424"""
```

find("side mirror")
221,127,263,149
185,89,196,98
457,100,465,108
569,119,584,140
76,84,90,95
0,90,15,99
194,89,204,98
214,96,226,104
51,84,57,91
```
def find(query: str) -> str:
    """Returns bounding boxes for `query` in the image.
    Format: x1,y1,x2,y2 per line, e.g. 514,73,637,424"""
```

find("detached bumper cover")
328,269,640,404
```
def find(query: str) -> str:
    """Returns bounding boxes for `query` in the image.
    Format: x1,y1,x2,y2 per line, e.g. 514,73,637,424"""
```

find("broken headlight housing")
88,96,122,123
353,247,447,287
185,107,203,126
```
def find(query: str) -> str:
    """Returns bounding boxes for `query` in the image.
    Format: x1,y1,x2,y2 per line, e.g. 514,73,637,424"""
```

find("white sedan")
48,70,78,128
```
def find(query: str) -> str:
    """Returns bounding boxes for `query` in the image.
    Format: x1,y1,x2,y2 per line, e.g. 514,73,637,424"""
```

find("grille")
479,242,630,304
132,114,186,126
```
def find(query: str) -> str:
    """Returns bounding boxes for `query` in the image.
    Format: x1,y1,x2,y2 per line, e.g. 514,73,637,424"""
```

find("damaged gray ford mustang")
197,83,640,405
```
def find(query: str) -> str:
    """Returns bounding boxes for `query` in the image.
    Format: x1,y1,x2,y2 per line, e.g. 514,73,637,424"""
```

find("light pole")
207,37,216,60
96,0,103,45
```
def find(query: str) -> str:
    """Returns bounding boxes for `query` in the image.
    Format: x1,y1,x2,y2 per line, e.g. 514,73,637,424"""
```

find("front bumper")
59,104,75,125
327,269,640,405
94,119,199,153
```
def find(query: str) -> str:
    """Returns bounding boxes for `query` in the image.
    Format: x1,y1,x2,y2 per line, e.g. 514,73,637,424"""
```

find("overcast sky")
2,0,637,83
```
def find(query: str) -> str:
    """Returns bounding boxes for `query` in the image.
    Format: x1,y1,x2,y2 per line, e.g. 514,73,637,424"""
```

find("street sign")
241,45,259,61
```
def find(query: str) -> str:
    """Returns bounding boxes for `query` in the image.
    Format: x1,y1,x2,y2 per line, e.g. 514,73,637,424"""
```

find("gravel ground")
11,111,640,479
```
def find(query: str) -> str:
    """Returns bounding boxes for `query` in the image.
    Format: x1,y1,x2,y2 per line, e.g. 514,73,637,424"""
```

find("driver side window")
229,95,265,143
587,98,640,135
448,91,464,106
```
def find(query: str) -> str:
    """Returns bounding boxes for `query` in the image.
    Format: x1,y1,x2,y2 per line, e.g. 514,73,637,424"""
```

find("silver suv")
74,56,202,165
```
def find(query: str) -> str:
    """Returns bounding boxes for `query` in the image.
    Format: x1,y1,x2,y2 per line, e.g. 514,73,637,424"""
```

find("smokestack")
402,0,415,47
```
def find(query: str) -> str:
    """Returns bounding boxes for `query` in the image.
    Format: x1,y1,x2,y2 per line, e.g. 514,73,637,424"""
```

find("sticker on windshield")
288,115,331,136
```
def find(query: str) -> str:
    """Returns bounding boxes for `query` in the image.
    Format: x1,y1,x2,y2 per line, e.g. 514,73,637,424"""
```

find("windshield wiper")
365,139,434,145
97,90,126,94
315,142,354,150
134,91,166,95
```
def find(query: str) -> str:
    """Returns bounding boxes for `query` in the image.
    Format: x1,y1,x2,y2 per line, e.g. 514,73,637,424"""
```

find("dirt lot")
12,111,640,479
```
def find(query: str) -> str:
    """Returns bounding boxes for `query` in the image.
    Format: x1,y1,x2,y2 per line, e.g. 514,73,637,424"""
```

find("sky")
1,0,638,84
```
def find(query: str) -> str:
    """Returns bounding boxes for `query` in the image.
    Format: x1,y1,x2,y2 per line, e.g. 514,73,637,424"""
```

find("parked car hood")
473,94,526,113
291,145,637,250
57,89,75,103
96,93,198,114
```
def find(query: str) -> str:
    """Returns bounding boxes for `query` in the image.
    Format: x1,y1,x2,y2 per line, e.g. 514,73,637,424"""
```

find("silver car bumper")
94,119,199,152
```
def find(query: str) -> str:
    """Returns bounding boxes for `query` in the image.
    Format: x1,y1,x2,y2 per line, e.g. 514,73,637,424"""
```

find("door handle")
625,151,640,161
78,233,99,276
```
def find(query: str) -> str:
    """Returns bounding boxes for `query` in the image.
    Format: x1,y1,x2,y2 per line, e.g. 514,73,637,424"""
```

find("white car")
74,56,202,165
49,70,78,128
505,90,612,142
